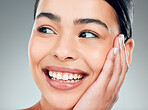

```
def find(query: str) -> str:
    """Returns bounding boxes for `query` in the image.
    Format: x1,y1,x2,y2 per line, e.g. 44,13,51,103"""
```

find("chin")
43,94,80,110
53,102,75,110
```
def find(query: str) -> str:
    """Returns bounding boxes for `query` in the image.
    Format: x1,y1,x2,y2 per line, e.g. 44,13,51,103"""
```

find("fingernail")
119,34,124,46
114,48,118,55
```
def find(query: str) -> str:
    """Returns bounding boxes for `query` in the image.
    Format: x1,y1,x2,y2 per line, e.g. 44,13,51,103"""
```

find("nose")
50,37,79,62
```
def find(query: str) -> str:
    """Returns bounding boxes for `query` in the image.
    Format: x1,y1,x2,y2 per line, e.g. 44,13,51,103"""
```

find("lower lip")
45,74,86,90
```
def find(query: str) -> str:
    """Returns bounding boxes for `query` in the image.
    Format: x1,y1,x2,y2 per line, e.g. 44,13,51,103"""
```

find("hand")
73,34,129,110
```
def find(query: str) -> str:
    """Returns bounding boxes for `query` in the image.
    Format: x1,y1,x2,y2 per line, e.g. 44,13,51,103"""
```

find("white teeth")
75,80,79,82
49,71,53,76
63,73,69,80
71,80,75,83
57,73,62,79
53,72,56,78
69,74,73,79
74,74,78,79
67,80,71,83
78,74,81,79
48,71,84,83
59,80,63,82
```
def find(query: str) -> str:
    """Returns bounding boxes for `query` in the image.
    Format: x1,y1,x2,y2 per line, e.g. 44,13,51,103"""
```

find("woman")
27,0,134,109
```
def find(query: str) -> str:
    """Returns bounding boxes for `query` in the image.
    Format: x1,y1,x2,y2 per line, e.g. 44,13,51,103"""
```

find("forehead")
36,0,119,33
37,0,116,18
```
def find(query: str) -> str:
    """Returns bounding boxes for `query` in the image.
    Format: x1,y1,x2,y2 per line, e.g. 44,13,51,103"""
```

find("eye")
79,31,99,38
37,26,54,34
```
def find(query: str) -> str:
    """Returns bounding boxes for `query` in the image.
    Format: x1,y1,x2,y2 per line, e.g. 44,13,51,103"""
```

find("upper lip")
43,66,88,75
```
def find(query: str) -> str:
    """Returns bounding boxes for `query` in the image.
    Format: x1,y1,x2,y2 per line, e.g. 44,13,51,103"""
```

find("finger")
115,34,129,94
109,93,119,109
106,35,122,95
96,47,117,92
119,34,129,74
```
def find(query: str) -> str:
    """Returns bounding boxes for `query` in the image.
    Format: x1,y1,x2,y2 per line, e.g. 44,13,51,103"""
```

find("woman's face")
29,0,119,109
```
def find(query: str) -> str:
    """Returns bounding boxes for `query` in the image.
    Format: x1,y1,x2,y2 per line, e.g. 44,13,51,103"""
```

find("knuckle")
108,70,113,78
106,95,113,102
106,92,114,102
107,86,114,94
116,63,122,73
111,94,119,105
118,66,122,74
115,94,119,102
123,63,129,73
125,64,129,70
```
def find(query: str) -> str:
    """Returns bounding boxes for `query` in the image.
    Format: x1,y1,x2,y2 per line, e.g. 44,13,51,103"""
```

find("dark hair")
34,0,134,42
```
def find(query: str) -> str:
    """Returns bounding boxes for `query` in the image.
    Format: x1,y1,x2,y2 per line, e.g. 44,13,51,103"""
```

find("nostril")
54,55,73,61
54,55,58,58
66,57,73,59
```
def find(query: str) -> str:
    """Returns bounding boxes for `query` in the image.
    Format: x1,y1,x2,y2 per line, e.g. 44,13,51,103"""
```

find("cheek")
29,38,45,65
81,44,112,77
90,49,108,72
29,35,53,66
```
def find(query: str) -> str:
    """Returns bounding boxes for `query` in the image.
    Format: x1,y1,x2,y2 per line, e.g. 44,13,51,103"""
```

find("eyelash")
79,30,100,38
37,26,100,38
37,26,55,34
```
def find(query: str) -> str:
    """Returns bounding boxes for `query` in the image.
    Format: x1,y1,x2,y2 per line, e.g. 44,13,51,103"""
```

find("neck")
40,95,55,110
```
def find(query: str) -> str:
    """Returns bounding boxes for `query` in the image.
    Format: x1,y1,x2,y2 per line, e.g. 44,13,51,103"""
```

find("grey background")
0,0,148,110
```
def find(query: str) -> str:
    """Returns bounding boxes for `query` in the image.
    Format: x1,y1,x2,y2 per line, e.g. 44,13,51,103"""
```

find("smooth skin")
27,0,134,109
73,35,134,110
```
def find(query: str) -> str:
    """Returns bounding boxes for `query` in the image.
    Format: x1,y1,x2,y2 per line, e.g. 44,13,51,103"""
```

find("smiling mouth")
42,66,88,90
43,68,87,83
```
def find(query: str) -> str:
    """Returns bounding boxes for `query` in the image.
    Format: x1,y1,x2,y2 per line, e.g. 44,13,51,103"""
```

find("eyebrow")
74,18,109,30
36,12,61,22
36,12,109,30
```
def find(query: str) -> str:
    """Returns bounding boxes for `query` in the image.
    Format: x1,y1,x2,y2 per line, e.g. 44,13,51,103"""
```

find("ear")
125,38,135,65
